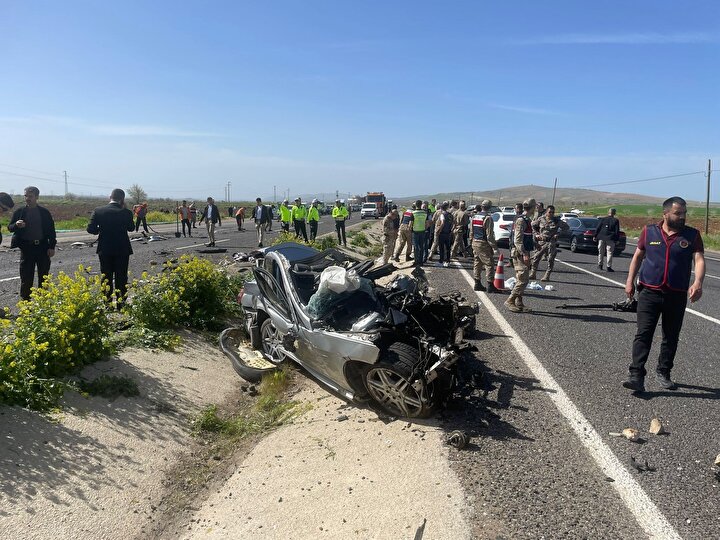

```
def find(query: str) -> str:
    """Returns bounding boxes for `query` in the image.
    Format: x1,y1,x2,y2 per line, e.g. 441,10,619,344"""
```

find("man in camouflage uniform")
427,202,445,261
505,198,535,313
529,204,569,282
451,201,470,258
471,200,500,292
393,204,414,262
382,206,399,264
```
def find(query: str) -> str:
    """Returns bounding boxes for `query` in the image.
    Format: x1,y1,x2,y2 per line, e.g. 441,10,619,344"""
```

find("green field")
570,204,720,219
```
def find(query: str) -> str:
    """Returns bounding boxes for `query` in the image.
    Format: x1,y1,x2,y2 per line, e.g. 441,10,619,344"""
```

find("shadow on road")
637,382,720,401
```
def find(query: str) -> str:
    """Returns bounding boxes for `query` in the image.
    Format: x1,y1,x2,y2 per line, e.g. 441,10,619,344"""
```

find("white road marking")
626,240,720,263
0,276,20,282
456,266,682,539
175,239,230,251
556,258,720,326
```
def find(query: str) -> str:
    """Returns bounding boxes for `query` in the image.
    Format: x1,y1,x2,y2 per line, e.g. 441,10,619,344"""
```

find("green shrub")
128,255,244,330
271,231,337,251
0,266,112,408
366,243,383,257
350,232,370,248
145,211,174,223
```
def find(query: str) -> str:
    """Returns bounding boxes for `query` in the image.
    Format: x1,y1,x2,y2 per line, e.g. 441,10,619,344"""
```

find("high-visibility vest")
292,205,307,220
428,204,436,214
411,210,427,232
332,206,348,220
279,205,292,221
308,206,320,222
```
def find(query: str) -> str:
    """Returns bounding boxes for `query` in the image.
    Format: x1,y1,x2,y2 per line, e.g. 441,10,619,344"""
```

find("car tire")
570,236,579,252
220,327,273,384
260,317,287,365
363,343,434,418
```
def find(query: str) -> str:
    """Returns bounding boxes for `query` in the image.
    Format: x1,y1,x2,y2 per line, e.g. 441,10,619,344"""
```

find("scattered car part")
609,428,640,442
556,297,637,313
446,430,469,449
649,418,665,435
629,456,656,473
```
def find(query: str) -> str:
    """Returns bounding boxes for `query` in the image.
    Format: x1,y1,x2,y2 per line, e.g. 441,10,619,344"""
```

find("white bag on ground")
505,277,517,289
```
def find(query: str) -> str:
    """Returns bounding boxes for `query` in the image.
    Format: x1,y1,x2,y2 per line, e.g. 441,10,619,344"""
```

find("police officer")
506,198,535,313
308,199,320,242
529,204,568,282
331,199,349,246
622,196,705,392
409,199,429,266
278,200,292,233
394,204,414,262
471,200,499,292
382,205,399,264
292,197,308,242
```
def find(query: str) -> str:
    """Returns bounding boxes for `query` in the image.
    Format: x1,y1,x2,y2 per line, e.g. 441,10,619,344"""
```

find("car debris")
446,430,469,449
609,428,640,442
70,241,86,248
225,242,479,418
148,235,168,242
556,297,637,312
629,456,656,473
649,418,666,435
714,454,720,467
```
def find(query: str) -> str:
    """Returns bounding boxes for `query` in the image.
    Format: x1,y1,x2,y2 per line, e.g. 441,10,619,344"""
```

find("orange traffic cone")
493,253,506,291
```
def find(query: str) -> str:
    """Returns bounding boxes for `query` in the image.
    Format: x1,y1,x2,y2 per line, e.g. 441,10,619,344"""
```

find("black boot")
474,280,486,292
487,282,500,293
622,375,645,392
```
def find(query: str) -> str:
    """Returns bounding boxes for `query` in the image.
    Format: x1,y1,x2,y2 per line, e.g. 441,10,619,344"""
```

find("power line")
573,170,705,189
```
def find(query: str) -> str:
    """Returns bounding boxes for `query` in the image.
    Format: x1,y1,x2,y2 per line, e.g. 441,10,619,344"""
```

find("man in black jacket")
594,208,620,272
253,197,270,247
87,188,135,306
199,196,221,247
8,186,56,300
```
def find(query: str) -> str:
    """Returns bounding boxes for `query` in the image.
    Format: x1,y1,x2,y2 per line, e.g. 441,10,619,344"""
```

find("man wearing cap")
279,200,292,233
393,203,414,262
505,198,535,313
291,197,308,242
0,192,15,245
594,208,621,272
529,205,569,282
332,199,349,246
409,199,430,266
8,186,57,301
471,200,500,292
382,205,399,264
451,201,470,258
308,199,321,242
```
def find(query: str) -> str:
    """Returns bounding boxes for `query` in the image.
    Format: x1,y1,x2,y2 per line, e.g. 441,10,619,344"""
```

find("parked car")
360,202,379,219
555,217,627,255
491,212,516,248
226,243,478,418
498,206,516,214
558,212,578,221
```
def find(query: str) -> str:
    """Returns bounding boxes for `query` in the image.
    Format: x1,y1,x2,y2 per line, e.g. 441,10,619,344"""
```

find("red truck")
361,192,388,219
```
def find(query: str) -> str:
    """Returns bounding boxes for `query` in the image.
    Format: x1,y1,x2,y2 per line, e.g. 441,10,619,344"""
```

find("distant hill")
392,184,671,209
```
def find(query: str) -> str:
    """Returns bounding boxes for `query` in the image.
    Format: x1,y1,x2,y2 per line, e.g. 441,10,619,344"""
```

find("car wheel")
363,343,432,418
260,318,286,365
570,236,579,252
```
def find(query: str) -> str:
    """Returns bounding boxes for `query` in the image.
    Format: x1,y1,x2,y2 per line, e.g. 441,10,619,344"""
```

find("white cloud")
488,104,561,116
511,32,718,45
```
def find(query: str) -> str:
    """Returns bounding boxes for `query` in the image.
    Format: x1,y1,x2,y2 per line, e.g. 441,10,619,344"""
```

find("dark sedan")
556,217,627,255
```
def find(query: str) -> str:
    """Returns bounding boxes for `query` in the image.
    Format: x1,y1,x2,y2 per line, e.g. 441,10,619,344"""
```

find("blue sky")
1,0,718,202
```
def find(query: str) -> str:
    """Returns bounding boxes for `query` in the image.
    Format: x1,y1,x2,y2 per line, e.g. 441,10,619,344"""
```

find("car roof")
263,242,320,262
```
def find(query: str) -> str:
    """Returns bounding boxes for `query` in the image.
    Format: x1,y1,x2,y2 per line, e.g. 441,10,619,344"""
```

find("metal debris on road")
649,418,666,435
609,428,640,442
446,430,469,449
629,456,656,473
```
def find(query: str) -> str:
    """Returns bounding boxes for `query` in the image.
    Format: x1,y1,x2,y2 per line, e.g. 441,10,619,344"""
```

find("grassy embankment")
570,204,720,250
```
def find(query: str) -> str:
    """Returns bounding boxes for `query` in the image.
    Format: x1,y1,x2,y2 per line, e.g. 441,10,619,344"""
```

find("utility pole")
705,159,712,234
274,185,277,204
64,170,68,198
551,177,558,206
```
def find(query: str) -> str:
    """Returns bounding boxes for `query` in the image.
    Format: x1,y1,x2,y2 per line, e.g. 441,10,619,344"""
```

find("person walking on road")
199,196,221,247
86,188,134,307
177,201,192,237
505,198,535,313
189,203,197,229
308,199,320,242
595,208,621,272
451,201,469,258
235,206,245,231
332,199,348,247
8,186,56,301
436,202,454,267
622,197,705,392
291,197,308,242
529,205,569,282
427,203,443,261
279,200,292,233
0,192,15,245
133,202,149,233
470,200,499,292
382,206,399,264
393,204,414,262
252,198,270,247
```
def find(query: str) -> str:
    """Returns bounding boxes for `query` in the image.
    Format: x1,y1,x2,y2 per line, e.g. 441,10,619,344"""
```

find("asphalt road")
0,215,354,308
426,243,719,538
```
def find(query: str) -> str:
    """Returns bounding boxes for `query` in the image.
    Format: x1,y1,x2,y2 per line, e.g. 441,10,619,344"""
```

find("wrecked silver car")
222,242,478,418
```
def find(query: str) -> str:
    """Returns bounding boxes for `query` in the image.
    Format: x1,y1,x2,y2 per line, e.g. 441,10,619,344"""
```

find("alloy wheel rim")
366,367,423,417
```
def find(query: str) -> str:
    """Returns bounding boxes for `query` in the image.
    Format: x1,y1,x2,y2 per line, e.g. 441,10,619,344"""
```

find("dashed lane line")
175,239,231,251
0,276,20,282
456,266,682,540
556,258,720,326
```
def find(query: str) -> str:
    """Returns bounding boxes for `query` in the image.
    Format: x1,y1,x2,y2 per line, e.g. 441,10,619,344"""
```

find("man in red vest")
622,196,705,392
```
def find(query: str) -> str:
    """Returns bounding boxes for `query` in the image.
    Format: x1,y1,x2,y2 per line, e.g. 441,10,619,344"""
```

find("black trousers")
19,245,51,300
309,221,318,242
294,220,308,242
99,254,130,304
281,221,290,233
630,287,687,377
135,216,148,233
438,232,452,263
181,219,192,236
335,220,346,245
